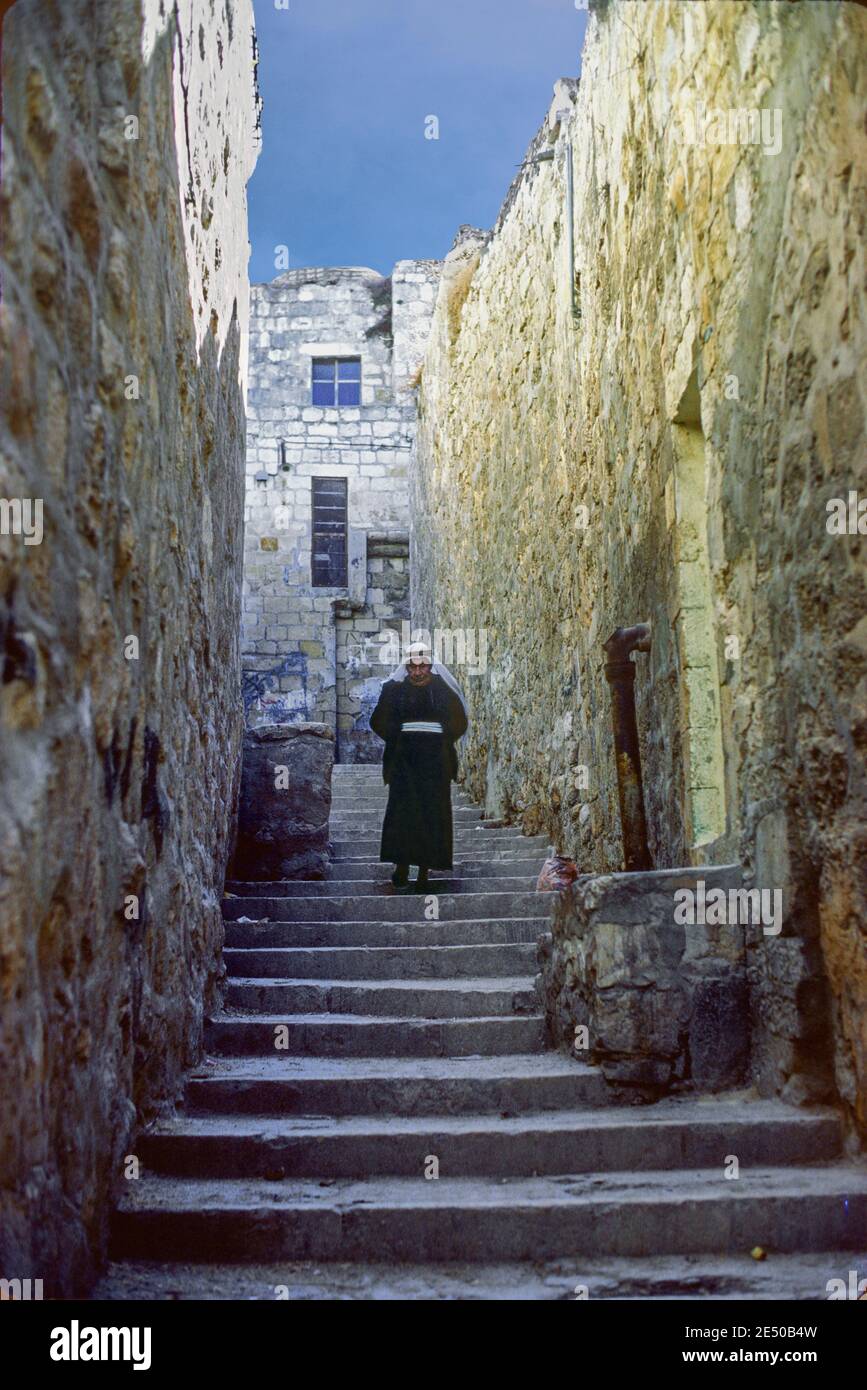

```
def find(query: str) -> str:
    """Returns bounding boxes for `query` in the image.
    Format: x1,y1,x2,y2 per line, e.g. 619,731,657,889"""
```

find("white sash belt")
400,720,443,733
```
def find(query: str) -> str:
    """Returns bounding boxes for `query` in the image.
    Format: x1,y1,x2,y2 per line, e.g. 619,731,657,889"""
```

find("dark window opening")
312,357,361,407
311,477,348,587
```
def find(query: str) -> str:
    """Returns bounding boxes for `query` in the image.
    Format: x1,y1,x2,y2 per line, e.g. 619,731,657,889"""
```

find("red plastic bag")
536,855,579,891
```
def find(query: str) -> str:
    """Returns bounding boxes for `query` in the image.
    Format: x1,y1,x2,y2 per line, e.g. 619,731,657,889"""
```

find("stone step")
325,806,527,822
329,780,480,793
226,861,545,890
89,1249,867,1301
329,811,487,826
110,1163,867,1263
303,857,548,877
331,768,466,777
225,875,539,897
327,824,490,839
329,811,486,826
329,783,395,792
328,819,488,836
329,788,392,796
331,784,482,796
224,976,538,1018
334,817,544,828
184,1054,607,1117
329,792,480,803
224,920,545,950
325,791,404,798
223,942,540,977
331,834,549,856
329,807,484,824
222,891,554,923
134,1103,842,1181
203,1012,545,1057
329,796,480,810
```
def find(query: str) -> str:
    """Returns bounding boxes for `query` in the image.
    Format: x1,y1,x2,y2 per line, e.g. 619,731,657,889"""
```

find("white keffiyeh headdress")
386,640,469,727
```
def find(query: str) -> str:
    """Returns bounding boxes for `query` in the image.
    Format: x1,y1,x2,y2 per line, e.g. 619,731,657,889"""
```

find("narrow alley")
1,0,866,1340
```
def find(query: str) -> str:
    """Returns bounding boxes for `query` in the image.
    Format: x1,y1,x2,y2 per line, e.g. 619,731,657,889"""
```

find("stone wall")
539,865,748,1098
242,261,439,759
334,530,411,763
412,2,867,1133
232,722,334,881
0,0,259,1293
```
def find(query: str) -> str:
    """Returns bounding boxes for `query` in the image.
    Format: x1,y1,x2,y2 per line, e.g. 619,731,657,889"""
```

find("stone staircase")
100,765,867,1300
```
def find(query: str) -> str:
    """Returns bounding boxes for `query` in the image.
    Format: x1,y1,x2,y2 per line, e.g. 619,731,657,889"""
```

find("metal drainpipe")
602,624,653,872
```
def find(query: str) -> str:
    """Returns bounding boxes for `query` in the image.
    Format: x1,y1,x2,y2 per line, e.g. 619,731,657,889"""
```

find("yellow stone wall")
0,0,259,1291
413,1,867,1128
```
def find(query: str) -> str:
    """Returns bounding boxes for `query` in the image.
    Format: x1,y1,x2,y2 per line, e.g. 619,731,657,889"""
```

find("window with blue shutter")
311,357,361,407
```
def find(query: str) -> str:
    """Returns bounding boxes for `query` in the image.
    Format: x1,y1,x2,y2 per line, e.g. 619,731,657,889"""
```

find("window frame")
311,356,362,408
311,476,349,588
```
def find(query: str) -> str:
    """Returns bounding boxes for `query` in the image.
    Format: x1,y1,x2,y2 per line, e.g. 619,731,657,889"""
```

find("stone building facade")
413,1,867,1135
242,261,440,761
0,0,259,1294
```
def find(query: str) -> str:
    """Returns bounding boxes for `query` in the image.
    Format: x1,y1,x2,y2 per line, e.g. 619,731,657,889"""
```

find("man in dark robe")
369,641,469,889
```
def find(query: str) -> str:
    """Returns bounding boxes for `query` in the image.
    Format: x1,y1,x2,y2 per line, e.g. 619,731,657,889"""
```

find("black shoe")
391,864,409,887
413,867,429,892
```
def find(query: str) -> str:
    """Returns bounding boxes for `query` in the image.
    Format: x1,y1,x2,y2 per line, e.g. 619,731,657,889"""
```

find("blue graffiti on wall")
242,651,309,718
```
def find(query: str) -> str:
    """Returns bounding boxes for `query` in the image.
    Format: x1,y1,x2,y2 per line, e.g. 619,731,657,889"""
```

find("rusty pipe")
602,623,652,872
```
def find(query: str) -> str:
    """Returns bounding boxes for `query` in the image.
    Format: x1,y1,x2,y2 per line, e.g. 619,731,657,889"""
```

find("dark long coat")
369,673,468,869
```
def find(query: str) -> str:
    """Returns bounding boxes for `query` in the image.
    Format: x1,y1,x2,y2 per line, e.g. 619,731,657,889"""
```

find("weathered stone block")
593,984,686,1060
540,864,748,1095
590,921,679,990
600,1057,675,1089
232,723,334,879
688,977,749,1090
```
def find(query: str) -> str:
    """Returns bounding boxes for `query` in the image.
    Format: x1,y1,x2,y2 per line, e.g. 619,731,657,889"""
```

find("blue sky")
248,0,589,284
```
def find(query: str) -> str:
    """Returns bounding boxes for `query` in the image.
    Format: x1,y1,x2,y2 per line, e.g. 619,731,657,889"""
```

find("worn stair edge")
184,1054,607,1116
222,942,540,978
204,1013,546,1057
88,1249,867,1301
224,977,538,1019
110,1165,867,1262
225,875,541,897
224,923,544,950
135,1107,842,1179
221,891,555,923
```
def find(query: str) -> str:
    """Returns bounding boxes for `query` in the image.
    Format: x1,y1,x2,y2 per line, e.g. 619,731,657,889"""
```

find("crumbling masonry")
0,0,259,1293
